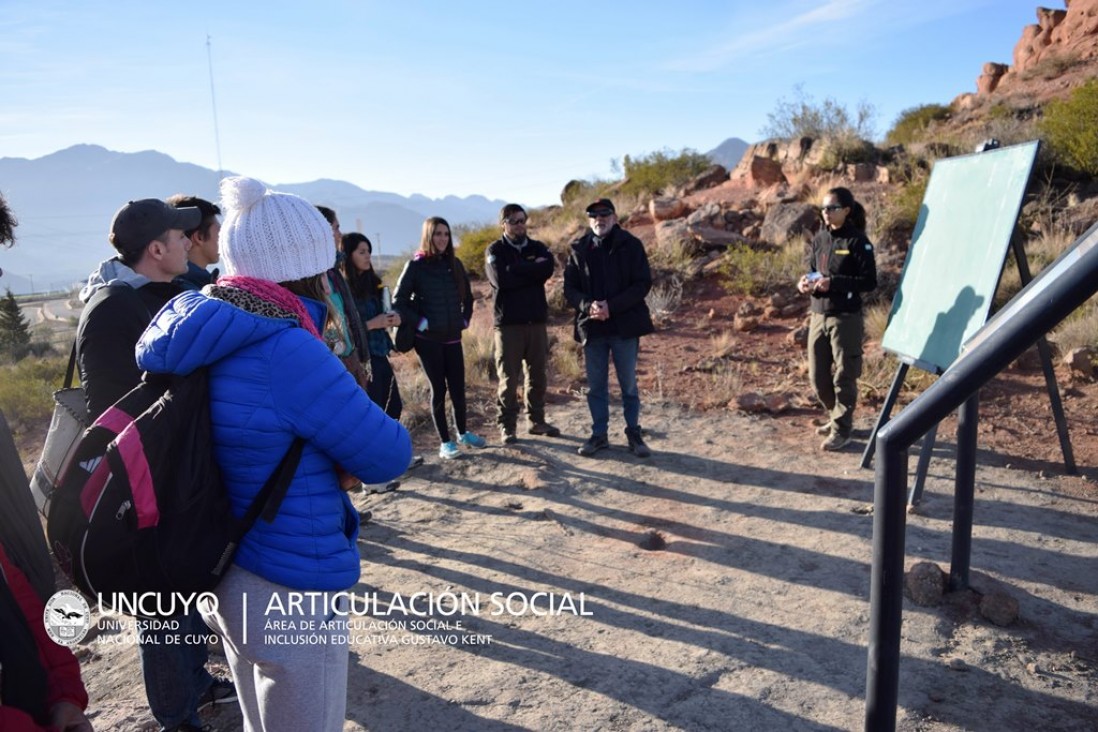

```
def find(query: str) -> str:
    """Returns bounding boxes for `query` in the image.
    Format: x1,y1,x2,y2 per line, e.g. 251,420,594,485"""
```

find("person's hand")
49,701,94,731
589,300,610,321
813,277,831,293
367,312,400,330
797,275,813,294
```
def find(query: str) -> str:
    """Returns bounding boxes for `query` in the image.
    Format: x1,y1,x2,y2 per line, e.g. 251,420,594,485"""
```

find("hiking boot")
197,677,237,712
458,432,487,449
624,427,651,458
821,432,852,451
578,434,609,457
528,422,561,437
439,441,460,460
358,509,373,524
500,427,518,445
816,423,832,436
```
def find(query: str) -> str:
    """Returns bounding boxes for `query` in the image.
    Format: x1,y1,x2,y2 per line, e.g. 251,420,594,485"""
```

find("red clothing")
0,543,89,731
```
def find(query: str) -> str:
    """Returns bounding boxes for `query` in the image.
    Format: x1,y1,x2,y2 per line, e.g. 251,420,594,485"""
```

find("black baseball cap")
584,198,616,216
109,199,201,255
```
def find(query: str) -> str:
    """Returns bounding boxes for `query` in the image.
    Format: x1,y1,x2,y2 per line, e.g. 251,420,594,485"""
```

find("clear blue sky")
1,0,1049,207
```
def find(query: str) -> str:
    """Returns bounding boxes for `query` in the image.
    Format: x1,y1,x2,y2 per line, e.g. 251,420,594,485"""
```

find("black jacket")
393,254,473,343
76,281,182,419
485,236,554,326
807,222,877,314
563,225,654,343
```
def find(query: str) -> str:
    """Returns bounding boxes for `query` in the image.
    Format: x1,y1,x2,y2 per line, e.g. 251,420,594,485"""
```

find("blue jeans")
583,336,641,437
138,608,215,730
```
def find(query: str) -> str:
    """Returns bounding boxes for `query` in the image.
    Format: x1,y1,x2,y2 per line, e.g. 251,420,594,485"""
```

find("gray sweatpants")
200,565,350,732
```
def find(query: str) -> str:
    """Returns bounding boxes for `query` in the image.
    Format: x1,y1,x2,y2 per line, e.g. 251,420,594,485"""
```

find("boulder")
690,226,748,250
905,561,945,606
846,163,877,182
976,62,1009,96
1064,346,1097,381
731,155,787,187
655,220,691,250
760,202,819,245
650,196,688,222
979,591,1020,627
733,313,759,332
734,393,767,414
789,324,808,346
684,164,729,194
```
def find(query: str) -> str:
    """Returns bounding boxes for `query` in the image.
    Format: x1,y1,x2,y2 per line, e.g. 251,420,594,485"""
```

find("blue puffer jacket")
135,289,411,591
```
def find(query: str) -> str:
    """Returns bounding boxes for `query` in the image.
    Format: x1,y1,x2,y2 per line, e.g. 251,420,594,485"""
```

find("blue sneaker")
458,432,487,449
439,441,460,460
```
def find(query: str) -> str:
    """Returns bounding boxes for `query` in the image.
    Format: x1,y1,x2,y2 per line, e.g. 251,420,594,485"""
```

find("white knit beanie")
218,176,334,282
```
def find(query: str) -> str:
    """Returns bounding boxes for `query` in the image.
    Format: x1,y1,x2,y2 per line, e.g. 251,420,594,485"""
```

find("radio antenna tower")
206,34,225,180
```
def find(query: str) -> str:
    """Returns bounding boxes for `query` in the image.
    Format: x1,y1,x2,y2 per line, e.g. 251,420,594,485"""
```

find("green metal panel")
881,140,1039,373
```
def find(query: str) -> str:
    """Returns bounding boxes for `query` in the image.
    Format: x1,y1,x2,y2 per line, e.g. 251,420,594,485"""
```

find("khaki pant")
494,324,549,430
808,312,864,437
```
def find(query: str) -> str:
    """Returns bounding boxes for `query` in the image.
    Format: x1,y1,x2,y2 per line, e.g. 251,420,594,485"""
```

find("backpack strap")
64,342,77,389
237,438,306,535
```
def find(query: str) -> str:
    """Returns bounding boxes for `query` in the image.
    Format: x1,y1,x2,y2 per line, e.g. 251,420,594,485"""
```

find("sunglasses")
821,205,846,212
588,210,614,219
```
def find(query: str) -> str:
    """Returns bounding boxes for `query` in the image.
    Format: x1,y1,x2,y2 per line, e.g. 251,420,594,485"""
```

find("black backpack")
45,368,303,614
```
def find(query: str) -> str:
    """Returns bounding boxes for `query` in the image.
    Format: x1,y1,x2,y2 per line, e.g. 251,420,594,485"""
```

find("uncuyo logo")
43,589,91,646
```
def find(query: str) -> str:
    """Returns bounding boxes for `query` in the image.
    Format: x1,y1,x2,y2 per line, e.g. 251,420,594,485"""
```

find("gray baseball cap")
109,199,201,255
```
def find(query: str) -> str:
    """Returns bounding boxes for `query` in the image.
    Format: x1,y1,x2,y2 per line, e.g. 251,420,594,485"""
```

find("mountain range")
0,139,748,294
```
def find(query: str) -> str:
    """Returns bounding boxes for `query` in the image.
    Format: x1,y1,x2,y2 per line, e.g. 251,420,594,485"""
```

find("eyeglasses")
588,210,613,219
821,205,846,212
505,217,527,225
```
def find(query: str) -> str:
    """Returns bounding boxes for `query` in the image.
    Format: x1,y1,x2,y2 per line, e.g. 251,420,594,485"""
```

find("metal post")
865,436,909,732
949,394,979,590
861,363,909,469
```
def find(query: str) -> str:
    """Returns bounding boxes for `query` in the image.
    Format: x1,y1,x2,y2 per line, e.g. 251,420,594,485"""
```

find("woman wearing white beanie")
135,176,411,732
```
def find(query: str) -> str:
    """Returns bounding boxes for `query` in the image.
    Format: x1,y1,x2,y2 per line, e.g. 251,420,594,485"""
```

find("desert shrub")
453,223,498,278
874,175,929,243
390,356,433,434
886,104,952,146
761,84,877,141
1051,296,1098,352
1040,78,1098,176
619,148,712,197
817,138,879,170
718,240,804,297
646,275,683,327
0,354,67,428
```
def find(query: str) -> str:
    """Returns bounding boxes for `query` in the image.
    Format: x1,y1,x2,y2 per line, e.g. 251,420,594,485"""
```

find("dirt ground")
68,390,1097,731
20,272,1098,731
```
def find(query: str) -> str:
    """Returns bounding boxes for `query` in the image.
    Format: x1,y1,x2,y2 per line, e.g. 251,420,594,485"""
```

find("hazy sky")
1,0,1047,206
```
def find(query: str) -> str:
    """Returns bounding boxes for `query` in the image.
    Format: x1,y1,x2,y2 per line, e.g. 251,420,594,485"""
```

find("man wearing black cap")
76,199,198,418
75,198,236,731
564,198,654,457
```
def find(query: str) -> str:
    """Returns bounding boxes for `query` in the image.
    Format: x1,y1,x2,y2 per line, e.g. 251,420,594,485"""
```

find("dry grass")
646,275,684,327
462,315,497,385
551,336,585,385
1051,296,1098,353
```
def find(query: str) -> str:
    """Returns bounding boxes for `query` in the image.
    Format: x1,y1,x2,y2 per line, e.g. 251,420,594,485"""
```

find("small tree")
0,288,31,359
1040,78,1098,176
619,148,712,196
761,84,877,141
